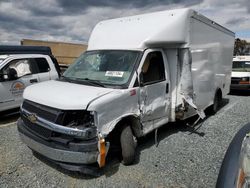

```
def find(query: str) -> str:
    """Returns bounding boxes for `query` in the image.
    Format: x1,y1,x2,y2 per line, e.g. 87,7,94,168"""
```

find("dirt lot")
0,94,250,188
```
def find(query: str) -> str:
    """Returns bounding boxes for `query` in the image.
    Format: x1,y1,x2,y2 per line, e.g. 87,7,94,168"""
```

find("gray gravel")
0,94,250,188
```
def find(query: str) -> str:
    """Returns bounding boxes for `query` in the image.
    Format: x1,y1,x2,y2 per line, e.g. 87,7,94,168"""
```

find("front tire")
120,124,136,165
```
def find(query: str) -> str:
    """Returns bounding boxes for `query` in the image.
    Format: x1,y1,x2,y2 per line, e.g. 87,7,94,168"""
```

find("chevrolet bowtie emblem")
27,113,37,123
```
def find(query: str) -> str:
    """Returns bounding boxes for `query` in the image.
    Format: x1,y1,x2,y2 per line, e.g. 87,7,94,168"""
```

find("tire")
120,124,136,165
208,91,222,115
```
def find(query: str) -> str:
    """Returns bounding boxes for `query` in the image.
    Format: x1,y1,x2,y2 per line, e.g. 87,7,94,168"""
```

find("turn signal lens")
239,77,250,84
97,137,106,168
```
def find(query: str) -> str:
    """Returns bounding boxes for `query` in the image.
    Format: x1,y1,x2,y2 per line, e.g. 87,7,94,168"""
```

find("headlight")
56,110,95,128
239,77,250,84
242,77,249,81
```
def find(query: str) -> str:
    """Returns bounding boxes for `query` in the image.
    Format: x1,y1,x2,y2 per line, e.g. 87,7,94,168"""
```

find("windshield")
232,61,250,72
63,50,141,87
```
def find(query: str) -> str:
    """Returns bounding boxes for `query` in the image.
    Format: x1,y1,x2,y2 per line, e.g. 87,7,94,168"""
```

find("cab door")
138,49,170,134
34,57,52,82
0,58,39,111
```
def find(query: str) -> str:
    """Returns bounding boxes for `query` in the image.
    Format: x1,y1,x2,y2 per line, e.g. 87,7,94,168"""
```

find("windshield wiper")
75,78,106,88
60,75,73,82
60,76,105,87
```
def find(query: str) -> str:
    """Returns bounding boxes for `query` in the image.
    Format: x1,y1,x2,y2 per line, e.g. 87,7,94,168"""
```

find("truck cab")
0,46,60,112
231,56,250,91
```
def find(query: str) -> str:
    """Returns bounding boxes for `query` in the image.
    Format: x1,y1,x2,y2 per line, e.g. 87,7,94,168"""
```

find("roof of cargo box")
88,8,234,51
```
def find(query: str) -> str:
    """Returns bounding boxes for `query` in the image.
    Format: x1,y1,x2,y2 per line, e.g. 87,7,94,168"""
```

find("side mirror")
7,68,18,80
139,72,144,87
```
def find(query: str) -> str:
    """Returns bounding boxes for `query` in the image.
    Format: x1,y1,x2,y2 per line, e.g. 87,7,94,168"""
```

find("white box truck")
230,56,250,91
17,8,235,173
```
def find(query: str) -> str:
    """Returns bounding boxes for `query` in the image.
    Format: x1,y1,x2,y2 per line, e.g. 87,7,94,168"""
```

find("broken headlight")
56,110,95,129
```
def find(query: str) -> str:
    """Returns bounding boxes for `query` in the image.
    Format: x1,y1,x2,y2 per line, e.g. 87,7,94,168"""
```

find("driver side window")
142,51,165,84
4,59,33,78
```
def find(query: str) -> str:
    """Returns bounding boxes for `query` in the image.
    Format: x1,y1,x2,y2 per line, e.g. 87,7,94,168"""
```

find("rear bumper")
17,118,99,165
230,84,250,91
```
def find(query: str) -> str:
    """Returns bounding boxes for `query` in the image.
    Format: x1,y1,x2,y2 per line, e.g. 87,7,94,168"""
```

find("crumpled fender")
87,88,141,136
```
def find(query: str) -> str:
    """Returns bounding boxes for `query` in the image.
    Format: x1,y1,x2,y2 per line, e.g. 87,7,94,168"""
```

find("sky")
0,0,250,45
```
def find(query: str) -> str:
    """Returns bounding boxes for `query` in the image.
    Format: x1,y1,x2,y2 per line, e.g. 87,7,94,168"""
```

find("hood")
23,80,114,110
231,71,250,78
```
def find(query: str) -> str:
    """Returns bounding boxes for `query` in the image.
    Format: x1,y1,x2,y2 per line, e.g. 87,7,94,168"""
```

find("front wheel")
120,124,136,165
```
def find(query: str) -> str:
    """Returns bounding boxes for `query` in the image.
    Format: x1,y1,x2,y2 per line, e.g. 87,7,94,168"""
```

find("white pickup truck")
0,46,60,112
17,8,234,173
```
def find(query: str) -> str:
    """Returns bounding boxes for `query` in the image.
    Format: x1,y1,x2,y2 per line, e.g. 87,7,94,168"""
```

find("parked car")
17,8,234,173
216,123,250,188
230,56,250,91
0,46,60,112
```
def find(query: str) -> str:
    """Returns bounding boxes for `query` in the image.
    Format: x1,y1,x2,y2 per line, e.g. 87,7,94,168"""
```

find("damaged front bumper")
17,116,108,173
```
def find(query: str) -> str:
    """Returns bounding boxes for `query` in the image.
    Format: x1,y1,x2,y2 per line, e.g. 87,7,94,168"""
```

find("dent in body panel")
179,48,206,119
190,16,234,100
87,88,140,136
139,81,170,135
164,49,178,122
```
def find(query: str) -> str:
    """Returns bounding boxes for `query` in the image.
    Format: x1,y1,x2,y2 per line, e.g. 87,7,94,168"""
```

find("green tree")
234,38,248,55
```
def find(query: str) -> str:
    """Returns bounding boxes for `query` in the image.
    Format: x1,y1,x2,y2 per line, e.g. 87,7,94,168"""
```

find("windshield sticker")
105,71,124,77
10,81,25,96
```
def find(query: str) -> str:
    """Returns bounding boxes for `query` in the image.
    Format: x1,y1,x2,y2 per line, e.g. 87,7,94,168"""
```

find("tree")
234,38,248,56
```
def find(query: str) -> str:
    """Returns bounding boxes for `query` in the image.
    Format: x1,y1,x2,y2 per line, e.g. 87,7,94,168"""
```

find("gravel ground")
0,94,250,188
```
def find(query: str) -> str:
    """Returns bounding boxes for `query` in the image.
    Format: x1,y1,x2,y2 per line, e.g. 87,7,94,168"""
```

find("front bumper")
230,84,250,91
17,118,99,165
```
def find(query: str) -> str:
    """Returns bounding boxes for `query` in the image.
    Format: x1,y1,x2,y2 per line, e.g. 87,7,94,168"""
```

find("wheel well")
106,116,142,145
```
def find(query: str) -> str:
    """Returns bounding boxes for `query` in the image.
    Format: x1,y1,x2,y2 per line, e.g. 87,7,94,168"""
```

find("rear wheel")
208,90,222,115
120,124,136,165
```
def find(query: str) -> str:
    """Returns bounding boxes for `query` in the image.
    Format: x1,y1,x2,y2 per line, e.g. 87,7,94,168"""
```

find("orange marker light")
237,168,245,188
239,81,250,85
97,137,106,168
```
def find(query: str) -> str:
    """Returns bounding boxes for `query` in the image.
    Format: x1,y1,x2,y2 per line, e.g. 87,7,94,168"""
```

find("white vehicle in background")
0,46,60,112
230,56,250,91
17,8,235,173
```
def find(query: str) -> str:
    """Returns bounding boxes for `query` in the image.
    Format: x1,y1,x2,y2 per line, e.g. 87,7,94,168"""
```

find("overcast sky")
0,0,250,45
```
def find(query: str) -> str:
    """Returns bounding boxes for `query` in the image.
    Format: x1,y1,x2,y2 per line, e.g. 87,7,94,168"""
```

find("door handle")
166,83,169,93
30,79,38,83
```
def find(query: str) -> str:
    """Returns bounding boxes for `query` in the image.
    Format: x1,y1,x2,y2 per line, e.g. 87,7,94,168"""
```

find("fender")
101,113,142,138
